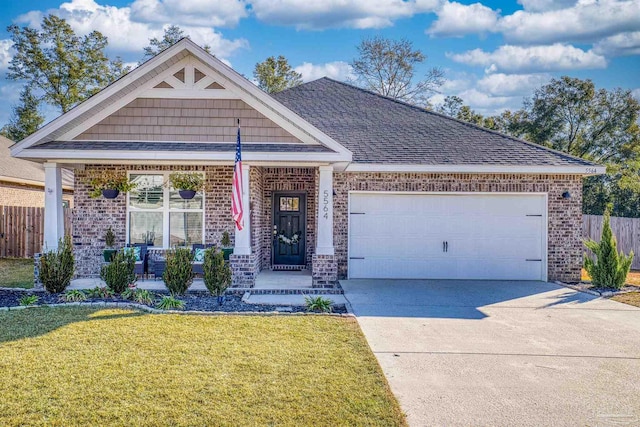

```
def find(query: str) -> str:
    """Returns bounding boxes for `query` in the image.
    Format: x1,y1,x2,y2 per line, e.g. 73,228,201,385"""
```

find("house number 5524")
323,190,330,219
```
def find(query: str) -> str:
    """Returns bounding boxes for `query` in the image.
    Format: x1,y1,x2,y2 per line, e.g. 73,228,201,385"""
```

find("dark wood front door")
273,193,306,265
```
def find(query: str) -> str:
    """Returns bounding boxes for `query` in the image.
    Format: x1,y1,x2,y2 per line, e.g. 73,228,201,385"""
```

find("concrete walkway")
342,279,640,426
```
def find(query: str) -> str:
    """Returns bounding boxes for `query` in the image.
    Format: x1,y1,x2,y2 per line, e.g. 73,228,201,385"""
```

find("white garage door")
348,193,547,281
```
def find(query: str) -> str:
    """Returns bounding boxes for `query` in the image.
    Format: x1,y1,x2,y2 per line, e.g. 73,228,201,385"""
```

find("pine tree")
584,206,633,289
0,86,44,141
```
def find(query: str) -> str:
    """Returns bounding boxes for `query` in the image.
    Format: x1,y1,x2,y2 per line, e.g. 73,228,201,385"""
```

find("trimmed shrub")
202,248,231,297
39,235,75,293
100,250,137,293
163,248,194,296
584,207,634,290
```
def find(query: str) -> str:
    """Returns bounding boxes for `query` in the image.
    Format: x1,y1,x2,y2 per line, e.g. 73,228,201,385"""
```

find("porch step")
271,265,306,271
248,288,344,295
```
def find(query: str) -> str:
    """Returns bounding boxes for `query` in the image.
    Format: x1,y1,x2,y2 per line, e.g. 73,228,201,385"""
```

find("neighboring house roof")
273,78,597,168
0,136,74,189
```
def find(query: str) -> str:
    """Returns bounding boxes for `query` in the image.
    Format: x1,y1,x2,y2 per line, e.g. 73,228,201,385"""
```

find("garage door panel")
349,193,546,281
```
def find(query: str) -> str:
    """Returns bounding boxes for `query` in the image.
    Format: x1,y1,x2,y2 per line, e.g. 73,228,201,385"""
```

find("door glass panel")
129,212,163,246
129,174,164,209
279,197,299,211
170,212,203,247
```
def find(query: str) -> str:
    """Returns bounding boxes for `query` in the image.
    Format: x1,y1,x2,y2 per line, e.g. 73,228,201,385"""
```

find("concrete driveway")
341,279,640,426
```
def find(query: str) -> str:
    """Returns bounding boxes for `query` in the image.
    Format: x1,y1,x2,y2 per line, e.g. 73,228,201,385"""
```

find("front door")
273,193,306,266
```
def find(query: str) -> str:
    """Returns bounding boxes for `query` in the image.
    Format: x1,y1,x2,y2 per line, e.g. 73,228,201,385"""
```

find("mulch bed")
560,281,640,297
0,289,347,314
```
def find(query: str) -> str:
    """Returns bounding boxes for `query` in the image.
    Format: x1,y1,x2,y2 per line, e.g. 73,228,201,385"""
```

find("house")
10,39,604,287
0,135,74,207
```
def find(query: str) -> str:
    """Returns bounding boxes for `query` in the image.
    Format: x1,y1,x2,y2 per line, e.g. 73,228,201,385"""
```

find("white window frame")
126,171,205,248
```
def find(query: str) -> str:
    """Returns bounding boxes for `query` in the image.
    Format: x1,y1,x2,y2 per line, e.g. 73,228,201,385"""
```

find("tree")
141,25,210,62
1,86,45,141
253,56,302,93
584,206,633,289
7,14,129,114
435,95,503,131
351,36,444,107
514,76,640,164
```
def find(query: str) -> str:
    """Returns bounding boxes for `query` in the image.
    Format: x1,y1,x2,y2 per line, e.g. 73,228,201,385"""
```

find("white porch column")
43,162,64,251
316,165,334,255
234,164,251,255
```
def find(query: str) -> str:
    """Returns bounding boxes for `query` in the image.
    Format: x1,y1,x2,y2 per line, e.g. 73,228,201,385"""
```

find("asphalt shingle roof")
33,141,332,153
273,78,595,166
1,136,74,187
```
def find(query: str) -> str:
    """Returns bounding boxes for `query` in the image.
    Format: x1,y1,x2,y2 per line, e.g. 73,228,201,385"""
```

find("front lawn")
0,307,405,426
610,292,640,308
0,258,33,288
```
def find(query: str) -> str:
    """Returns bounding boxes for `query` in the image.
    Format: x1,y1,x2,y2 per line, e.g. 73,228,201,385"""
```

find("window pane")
170,212,203,247
130,174,164,209
169,190,203,209
280,197,299,211
129,212,163,246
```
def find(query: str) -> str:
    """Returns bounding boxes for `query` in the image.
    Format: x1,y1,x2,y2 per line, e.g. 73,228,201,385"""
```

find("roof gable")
11,39,351,163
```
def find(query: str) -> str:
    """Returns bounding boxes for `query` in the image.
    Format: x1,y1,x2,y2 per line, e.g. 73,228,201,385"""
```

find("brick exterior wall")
73,165,236,277
260,167,317,270
311,254,338,287
332,172,584,283
0,181,73,208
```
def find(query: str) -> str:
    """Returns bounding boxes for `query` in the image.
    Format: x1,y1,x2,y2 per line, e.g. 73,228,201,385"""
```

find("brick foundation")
311,254,338,287
230,253,259,287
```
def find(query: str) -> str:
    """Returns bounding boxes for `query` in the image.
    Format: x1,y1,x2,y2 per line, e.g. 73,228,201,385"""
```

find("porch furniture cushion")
124,246,142,261
194,248,206,262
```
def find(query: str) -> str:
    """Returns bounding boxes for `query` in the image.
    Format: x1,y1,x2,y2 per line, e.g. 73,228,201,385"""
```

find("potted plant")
88,170,137,199
220,230,233,261
103,227,117,261
203,248,231,304
168,172,204,200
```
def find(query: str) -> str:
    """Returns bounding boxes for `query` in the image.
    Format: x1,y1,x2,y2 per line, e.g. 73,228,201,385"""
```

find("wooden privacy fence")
0,205,72,258
583,214,640,270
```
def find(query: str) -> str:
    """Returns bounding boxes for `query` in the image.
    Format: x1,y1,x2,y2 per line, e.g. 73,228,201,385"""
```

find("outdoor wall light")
562,191,571,199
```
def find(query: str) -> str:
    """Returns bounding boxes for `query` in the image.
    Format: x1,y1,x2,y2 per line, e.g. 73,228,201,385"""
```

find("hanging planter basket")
102,189,120,199
178,189,197,200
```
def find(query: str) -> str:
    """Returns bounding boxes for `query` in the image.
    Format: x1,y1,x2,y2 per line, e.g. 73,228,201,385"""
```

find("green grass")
0,307,406,426
0,258,33,288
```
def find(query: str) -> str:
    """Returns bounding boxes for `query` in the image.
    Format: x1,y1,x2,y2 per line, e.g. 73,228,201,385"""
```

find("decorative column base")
312,254,338,288
33,253,44,290
230,254,259,288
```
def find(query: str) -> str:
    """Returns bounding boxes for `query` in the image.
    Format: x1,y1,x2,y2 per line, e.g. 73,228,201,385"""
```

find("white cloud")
16,0,248,58
0,39,13,70
632,88,640,101
447,44,607,73
130,0,248,28
499,0,640,45
427,2,500,37
250,0,440,30
294,61,353,82
593,31,640,56
517,0,577,12
476,73,551,97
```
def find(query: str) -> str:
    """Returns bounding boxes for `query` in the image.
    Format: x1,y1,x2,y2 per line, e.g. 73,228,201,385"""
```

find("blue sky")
0,0,639,126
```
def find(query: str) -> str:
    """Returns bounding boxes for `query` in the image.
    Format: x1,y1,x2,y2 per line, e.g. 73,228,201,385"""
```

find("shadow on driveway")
341,279,596,319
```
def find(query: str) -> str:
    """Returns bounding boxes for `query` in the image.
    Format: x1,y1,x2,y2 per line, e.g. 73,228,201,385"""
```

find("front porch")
39,163,339,289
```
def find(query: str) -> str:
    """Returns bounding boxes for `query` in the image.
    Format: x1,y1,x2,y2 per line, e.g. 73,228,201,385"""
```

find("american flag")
232,121,244,230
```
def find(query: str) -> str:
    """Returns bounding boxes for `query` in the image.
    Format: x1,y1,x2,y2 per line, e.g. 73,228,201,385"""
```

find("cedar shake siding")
74,98,301,143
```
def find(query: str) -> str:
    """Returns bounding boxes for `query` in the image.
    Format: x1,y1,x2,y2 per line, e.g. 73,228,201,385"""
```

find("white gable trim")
11,39,352,161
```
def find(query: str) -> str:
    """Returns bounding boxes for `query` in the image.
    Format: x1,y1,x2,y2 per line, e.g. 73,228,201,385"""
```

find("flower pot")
221,248,233,261
103,249,117,262
178,189,196,199
217,295,225,305
102,189,120,199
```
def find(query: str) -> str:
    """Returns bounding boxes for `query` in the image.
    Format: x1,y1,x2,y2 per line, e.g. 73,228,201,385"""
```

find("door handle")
443,241,445,252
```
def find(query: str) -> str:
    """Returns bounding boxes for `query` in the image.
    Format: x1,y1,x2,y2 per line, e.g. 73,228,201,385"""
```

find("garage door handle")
350,257,365,260
350,212,365,215
443,241,448,252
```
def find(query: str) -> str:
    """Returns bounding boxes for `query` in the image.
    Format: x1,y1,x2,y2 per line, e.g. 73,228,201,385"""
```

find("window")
279,196,300,211
127,172,204,247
